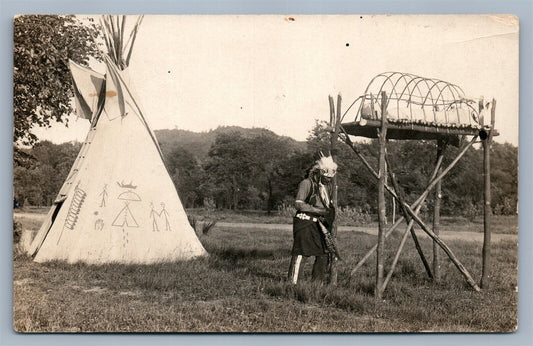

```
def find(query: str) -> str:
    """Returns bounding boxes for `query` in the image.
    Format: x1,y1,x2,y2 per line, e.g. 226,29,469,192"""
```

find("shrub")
203,197,216,212
336,206,372,226
276,202,296,218
494,197,517,216
187,214,198,232
277,203,371,226
202,220,217,235
13,220,22,243
462,202,482,221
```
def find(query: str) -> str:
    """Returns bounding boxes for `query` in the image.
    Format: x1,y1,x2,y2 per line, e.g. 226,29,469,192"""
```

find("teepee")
28,15,207,264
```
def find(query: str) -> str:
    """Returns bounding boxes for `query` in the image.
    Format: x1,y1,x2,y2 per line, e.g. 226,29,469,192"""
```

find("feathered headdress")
313,152,337,178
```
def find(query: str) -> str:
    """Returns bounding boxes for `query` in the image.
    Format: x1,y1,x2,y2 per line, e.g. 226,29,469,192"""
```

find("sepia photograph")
12,14,519,333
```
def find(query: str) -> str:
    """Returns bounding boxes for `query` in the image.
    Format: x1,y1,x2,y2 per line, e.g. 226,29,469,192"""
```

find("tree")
274,151,315,203
246,134,298,212
490,142,518,215
13,141,81,205
306,120,377,212
13,15,101,150
204,132,256,209
203,131,300,210
165,145,205,208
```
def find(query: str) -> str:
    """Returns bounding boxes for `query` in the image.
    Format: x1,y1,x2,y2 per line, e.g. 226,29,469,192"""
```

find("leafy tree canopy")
14,15,101,150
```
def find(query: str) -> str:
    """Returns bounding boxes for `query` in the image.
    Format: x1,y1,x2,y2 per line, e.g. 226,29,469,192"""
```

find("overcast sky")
33,14,519,145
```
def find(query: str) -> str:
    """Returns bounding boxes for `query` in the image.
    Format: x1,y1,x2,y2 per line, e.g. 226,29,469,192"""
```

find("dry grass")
12,213,518,333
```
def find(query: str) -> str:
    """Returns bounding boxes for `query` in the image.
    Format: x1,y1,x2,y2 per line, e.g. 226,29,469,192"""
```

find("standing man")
288,153,337,284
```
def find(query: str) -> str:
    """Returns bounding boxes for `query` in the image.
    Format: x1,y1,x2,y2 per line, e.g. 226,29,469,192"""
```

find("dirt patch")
118,290,142,297
67,285,107,294
82,286,106,294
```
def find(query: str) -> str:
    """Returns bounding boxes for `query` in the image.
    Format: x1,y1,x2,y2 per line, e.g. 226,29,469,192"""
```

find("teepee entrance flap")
69,60,105,122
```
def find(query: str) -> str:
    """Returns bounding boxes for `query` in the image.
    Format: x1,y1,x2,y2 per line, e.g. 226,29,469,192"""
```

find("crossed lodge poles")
329,91,496,296
341,127,481,292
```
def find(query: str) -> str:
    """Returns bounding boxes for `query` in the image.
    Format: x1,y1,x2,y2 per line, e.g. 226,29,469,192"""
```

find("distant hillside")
155,126,307,162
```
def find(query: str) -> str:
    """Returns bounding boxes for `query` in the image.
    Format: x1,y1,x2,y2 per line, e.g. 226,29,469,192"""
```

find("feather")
314,153,337,177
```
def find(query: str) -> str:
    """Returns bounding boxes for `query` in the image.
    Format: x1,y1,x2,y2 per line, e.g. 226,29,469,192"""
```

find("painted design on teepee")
112,202,139,227
113,180,141,227
118,190,141,201
57,182,87,244
117,181,137,189
99,184,108,207
149,203,160,232
94,219,104,230
150,202,172,232
121,228,129,249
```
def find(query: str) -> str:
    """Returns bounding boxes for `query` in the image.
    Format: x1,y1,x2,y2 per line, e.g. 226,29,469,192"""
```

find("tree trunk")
232,175,238,210
267,177,273,214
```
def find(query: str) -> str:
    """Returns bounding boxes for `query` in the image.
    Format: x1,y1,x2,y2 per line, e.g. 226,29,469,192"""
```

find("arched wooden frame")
348,72,481,128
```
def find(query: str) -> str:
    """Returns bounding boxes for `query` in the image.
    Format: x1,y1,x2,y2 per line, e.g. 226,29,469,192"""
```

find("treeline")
13,125,518,217
14,141,81,206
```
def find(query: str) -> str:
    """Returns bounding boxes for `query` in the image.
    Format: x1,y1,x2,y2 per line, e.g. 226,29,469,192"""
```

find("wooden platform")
342,119,497,145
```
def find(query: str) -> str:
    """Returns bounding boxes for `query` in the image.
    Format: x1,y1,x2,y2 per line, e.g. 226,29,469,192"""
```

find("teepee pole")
125,16,144,67
119,15,126,67
92,16,165,163
27,205,57,256
103,56,166,163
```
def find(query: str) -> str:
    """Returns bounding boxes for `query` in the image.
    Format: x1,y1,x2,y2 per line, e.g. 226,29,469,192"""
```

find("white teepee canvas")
28,17,207,264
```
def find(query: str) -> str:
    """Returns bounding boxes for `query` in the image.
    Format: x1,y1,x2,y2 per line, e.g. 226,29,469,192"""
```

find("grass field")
13,211,518,333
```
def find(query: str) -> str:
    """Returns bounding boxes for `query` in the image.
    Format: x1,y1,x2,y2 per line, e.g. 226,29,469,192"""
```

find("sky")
33,14,519,145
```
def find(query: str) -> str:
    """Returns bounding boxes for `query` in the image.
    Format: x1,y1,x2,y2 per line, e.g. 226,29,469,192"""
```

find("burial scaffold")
327,72,497,299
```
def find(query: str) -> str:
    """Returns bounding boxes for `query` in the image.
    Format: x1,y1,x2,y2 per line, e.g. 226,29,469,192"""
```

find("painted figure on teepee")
28,15,207,264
